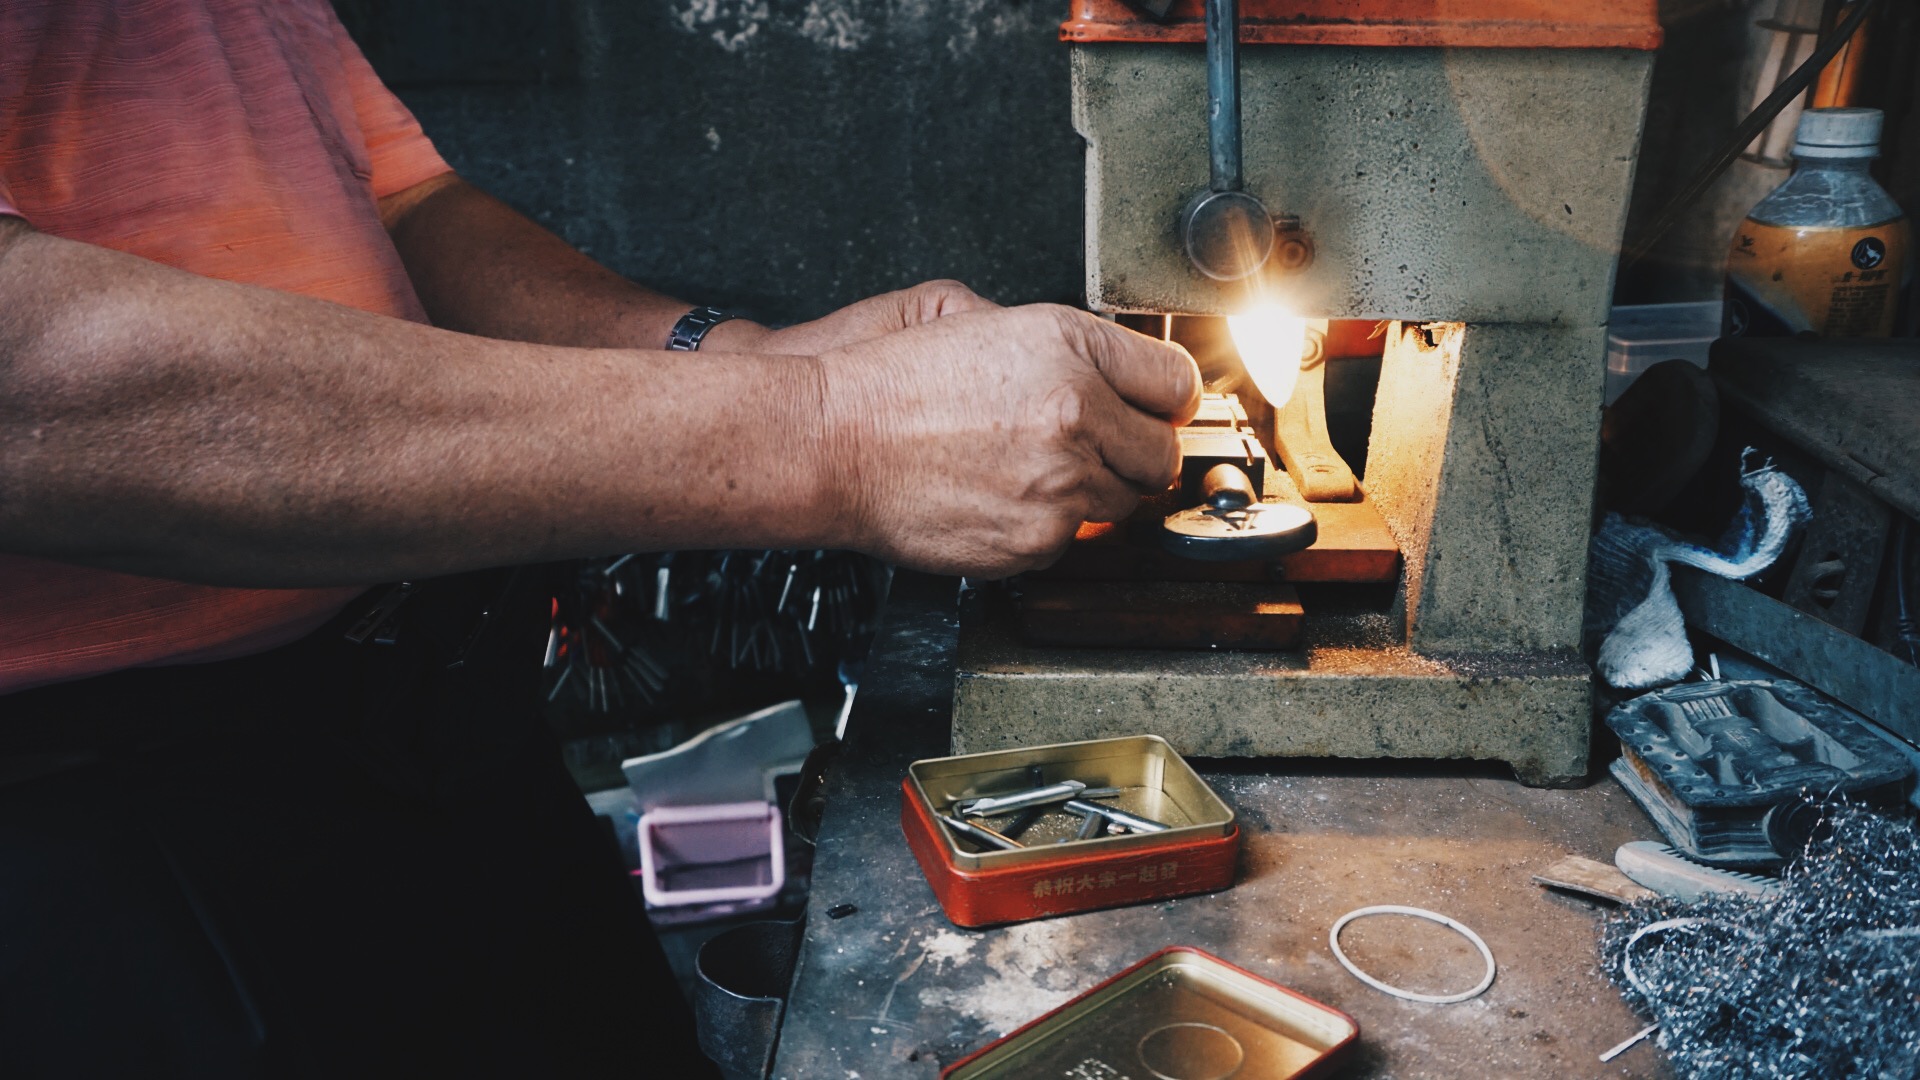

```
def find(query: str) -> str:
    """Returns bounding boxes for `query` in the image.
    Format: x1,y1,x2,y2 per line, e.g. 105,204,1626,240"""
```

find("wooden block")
1532,855,1655,904
1017,580,1303,650
1283,498,1401,583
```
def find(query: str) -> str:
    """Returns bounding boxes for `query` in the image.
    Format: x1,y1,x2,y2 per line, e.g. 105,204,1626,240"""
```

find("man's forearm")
381,176,767,351
0,220,834,587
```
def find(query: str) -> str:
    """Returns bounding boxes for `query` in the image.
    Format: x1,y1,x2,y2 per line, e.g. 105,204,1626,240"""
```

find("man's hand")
818,304,1202,579
1,213,1188,588
703,279,995,355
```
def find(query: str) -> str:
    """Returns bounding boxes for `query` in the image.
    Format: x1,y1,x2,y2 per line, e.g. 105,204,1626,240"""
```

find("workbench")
773,574,1675,1079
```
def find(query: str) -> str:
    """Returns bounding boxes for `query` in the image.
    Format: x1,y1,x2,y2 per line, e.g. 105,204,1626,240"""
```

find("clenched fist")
817,304,1201,578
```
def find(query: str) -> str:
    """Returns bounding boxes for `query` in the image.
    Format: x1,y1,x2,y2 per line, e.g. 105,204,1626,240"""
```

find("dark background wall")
333,0,1087,328
334,1,1917,325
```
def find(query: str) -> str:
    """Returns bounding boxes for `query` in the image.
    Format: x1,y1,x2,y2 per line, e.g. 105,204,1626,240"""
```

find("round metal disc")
1180,189,1275,281
1159,502,1317,562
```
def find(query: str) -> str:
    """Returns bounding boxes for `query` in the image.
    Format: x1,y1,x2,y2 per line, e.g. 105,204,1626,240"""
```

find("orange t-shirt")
0,0,453,694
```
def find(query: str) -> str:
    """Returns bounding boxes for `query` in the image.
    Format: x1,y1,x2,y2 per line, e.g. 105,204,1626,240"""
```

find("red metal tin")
1061,0,1662,50
901,736,1240,928
942,946,1360,1079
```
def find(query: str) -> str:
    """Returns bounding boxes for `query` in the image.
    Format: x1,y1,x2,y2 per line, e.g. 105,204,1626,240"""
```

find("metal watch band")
665,305,738,351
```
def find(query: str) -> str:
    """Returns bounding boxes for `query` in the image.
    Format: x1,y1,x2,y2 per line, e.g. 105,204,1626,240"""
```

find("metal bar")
1204,0,1242,193
1064,799,1172,833
941,815,1023,852
1001,804,1048,840
954,780,1087,818
1074,810,1106,841
1672,566,1920,746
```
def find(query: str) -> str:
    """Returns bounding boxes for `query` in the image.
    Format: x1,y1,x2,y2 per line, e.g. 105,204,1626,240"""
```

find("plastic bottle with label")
1724,107,1911,338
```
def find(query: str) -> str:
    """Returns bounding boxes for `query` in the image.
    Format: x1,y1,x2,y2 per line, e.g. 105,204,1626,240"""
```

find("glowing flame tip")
1227,303,1308,409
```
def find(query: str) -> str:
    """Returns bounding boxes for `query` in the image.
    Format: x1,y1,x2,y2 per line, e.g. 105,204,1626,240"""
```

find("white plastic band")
1619,917,1755,999
1328,904,1498,1004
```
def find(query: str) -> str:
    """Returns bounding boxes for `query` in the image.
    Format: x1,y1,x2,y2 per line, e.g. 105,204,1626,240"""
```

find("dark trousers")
0,569,719,1079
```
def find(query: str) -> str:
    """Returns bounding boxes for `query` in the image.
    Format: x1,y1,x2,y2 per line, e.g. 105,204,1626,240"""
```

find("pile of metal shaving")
1599,800,1920,1078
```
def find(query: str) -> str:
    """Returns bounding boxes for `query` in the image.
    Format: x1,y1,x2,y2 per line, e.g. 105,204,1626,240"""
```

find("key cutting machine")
951,0,1661,785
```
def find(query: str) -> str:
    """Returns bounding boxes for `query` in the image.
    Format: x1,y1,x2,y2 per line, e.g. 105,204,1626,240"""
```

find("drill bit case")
901,735,1239,927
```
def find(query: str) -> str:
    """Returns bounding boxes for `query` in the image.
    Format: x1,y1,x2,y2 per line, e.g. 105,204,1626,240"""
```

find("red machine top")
1061,0,1662,49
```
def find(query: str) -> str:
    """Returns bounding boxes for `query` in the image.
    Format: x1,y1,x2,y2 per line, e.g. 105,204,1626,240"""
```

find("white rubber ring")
1328,904,1497,1004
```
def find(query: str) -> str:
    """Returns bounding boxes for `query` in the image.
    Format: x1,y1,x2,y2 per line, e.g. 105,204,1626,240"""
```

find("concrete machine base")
955,597,1593,788
950,37,1654,786
952,315,1621,787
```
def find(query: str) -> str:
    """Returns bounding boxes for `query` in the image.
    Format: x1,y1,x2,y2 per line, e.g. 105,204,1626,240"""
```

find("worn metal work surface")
776,576,1672,1078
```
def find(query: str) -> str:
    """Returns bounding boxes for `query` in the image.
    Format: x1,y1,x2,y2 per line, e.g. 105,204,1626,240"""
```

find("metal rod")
941,815,1023,852
1205,0,1242,193
955,780,1086,818
1598,1023,1659,1064
1074,810,1106,841
1002,805,1048,841
1064,799,1172,833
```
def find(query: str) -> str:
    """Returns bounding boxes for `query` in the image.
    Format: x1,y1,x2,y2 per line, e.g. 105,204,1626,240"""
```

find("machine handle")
1180,0,1273,281
1203,463,1256,511
1205,0,1242,193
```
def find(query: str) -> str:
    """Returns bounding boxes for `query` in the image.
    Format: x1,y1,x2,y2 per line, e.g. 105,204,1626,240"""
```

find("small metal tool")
955,780,1087,818
1064,799,1172,833
1001,804,1048,840
941,815,1024,852
995,767,1052,840
1073,810,1107,841
1161,463,1316,561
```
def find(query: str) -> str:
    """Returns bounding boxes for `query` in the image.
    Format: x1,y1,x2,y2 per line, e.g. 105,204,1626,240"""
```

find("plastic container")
1605,301,1723,405
637,801,786,909
1724,107,1912,338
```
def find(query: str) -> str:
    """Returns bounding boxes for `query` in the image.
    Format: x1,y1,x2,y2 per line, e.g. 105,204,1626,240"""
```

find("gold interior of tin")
906,735,1235,871
947,950,1355,1080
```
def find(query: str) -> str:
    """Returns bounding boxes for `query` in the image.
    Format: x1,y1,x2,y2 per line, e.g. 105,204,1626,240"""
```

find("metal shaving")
1599,800,1920,1078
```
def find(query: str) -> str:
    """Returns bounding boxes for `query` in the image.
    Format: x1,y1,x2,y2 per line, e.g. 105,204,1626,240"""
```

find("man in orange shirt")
0,2,1198,1076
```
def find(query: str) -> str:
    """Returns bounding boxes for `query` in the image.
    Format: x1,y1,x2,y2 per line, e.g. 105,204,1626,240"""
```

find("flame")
1227,303,1308,408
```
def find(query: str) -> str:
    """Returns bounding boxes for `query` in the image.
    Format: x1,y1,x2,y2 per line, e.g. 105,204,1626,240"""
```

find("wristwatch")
665,305,738,351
